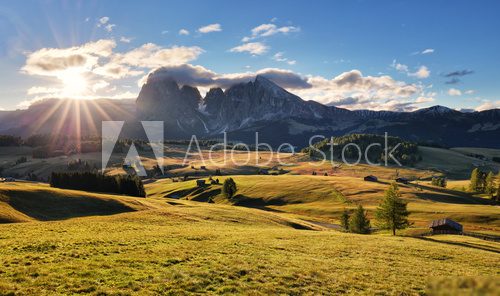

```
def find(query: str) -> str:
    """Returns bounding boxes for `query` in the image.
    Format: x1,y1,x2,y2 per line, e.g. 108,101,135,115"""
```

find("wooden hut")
429,219,463,234
396,177,409,184
364,175,378,182
196,179,206,187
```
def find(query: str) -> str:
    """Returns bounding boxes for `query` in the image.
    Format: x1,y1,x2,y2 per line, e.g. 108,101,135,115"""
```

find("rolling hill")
0,181,498,295
145,174,500,234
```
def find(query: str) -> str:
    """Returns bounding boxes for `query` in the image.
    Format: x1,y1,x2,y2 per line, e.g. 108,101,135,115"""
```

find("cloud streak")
242,23,300,42
230,42,268,55
198,23,222,33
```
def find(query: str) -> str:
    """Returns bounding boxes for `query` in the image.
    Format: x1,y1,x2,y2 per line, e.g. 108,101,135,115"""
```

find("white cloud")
98,17,109,25
465,89,475,95
97,17,115,32
415,96,435,103
448,88,462,96
409,65,430,79
198,23,222,33
230,42,268,55
475,100,500,111
300,70,420,105
421,48,434,54
21,39,116,77
120,36,132,43
161,30,169,35
391,60,409,72
113,43,204,68
93,63,143,79
92,80,110,92
178,29,190,35
392,60,429,78
27,86,61,95
243,23,300,41
105,24,116,32
273,52,296,65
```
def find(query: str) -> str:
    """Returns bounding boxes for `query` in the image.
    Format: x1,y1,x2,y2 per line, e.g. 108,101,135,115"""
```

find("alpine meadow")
0,1,499,295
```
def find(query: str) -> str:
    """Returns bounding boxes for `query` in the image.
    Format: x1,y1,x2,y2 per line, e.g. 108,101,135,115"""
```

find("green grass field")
0,184,498,295
146,174,500,234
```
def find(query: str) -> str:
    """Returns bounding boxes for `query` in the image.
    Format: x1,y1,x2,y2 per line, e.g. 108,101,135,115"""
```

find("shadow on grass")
3,189,135,222
411,183,494,205
231,194,286,213
414,236,500,254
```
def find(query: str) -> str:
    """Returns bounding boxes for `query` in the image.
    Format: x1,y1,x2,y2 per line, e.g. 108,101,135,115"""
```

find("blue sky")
0,0,499,111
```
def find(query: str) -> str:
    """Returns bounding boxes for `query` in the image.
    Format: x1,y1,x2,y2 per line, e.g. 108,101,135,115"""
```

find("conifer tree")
340,209,350,231
469,168,481,192
349,205,371,234
485,172,495,196
375,183,410,235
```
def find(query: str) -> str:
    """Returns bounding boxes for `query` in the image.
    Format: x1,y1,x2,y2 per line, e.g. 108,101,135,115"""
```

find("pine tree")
340,209,350,231
222,177,237,199
485,172,495,196
349,205,371,234
469,168,481,192
375,183,410,235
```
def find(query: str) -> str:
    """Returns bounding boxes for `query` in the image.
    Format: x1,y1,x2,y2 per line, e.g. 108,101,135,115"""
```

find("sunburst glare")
59,70,88,98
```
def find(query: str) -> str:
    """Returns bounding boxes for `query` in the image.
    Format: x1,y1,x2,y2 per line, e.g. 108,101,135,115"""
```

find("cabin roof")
429,219,463,231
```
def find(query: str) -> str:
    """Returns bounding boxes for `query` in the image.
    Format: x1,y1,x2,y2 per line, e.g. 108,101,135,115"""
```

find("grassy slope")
146,175,500,233
451,147,500,159
0,198,498,295
417,146,500,178
0,182,154,223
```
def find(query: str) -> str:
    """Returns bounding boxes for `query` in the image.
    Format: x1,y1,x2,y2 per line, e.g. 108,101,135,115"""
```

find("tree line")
50,172,146,197
303,134,421,166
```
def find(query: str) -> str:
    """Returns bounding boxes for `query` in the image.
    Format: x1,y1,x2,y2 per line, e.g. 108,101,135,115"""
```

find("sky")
0,0,499,111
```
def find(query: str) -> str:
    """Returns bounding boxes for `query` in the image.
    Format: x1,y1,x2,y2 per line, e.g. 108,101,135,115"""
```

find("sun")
59,70,88,98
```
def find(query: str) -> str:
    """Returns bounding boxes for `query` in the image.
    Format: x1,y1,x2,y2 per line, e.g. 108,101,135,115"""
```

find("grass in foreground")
0,200,499,295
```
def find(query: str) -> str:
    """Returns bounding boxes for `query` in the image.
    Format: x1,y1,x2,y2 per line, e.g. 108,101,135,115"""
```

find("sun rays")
26,97,132,151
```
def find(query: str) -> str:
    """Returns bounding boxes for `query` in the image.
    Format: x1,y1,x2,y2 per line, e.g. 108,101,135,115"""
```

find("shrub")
431,176,447,187
222,178,237,199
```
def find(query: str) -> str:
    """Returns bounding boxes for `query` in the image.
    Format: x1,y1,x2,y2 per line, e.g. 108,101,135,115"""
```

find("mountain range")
1,72,499,148
135,71,500,148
